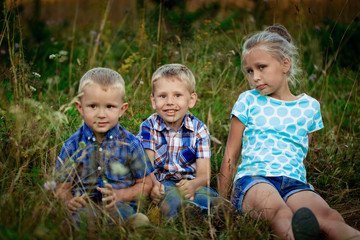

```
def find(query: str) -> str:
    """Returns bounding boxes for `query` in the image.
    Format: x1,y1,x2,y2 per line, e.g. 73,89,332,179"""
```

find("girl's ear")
282,57,291,73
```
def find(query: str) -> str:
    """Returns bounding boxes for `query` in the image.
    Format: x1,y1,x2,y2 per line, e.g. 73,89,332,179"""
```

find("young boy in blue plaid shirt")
137,64,236,228
55,67,153,226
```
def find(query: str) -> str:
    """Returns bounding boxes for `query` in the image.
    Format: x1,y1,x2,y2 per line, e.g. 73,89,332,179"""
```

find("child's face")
76,83,128,142
244,48,290,99
151,77,197,131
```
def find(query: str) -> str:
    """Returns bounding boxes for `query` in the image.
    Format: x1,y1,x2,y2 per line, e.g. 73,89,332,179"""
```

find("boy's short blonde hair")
78,67,125,100
151,64,195,93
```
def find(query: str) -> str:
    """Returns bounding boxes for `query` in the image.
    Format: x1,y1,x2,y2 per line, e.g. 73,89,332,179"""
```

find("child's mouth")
256,84,266,90
97,122,108,127
164,109,177,115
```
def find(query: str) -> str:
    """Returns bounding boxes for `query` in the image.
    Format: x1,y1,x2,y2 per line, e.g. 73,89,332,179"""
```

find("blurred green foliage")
319,19,360,70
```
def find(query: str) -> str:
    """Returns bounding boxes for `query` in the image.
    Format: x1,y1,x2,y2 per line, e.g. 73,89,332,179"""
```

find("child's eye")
175,94,181,97
247,69,253,74
159,95,166,99
259,65,265,70
90,104,96,109
107,105,114,109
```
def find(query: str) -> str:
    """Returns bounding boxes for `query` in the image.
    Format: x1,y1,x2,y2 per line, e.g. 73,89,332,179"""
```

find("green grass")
1,0,359,239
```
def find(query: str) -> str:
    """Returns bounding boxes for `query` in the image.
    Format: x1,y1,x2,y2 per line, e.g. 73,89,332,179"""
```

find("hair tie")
265,25,292,43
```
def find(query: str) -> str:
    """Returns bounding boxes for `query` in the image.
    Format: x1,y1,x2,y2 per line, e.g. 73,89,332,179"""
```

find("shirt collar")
83,122,121,143
154,113,194,132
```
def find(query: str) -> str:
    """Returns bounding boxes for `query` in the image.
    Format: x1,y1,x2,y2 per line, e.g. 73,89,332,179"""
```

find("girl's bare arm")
218,117,245,198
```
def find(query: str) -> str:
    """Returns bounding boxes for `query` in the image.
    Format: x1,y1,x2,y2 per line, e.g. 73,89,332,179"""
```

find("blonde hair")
78,67,125,100
241,24,301,88
151,64,196,93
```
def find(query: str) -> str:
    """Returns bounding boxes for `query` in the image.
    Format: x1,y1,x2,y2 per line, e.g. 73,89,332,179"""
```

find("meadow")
0,0,359,239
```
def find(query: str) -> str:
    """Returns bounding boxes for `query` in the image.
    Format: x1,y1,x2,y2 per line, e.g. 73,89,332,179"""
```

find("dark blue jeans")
159,179,219,219
72,200,138,227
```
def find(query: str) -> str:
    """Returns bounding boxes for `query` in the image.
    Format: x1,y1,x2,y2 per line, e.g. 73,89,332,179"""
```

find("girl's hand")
151,182,165,205
176,179,195,201
67,194,87,211
97,183,117,208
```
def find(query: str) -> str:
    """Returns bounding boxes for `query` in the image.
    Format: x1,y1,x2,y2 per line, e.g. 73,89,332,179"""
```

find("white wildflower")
44,180,57,191
29,86,36,92
32,72,41,78
59,50,68,56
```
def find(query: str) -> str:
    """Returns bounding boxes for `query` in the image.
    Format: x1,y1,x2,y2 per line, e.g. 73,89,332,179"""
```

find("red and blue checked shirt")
56,123,154,196
137,113,211,181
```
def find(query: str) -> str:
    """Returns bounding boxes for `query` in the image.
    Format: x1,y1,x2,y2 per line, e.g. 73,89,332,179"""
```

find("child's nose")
98,107,106,117
253,71,261,81
166,96,175,104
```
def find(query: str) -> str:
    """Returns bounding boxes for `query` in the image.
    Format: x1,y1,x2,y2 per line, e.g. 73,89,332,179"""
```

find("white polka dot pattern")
231,90,323,184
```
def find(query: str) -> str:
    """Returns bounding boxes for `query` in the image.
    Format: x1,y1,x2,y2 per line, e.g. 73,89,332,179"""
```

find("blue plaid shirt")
137,113,211,181
56,123,154,196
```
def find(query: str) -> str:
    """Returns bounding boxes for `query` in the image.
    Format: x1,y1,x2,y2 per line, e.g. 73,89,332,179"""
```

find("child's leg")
159,180,183,218
232,176,296,239
286,191,360,240
71,202,105,229
107,201,137,224
242,183,295,239
72,206,98,228
192,186,219,211
192,186,239,229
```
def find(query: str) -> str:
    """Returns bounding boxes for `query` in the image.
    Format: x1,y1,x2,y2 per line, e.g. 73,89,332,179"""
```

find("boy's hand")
176,179,195,201
97,183,117,208
151,182,165,205
67,194,87,211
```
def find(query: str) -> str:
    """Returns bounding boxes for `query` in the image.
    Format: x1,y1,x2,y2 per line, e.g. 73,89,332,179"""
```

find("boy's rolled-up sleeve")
195,123,211,160
129,137,154,179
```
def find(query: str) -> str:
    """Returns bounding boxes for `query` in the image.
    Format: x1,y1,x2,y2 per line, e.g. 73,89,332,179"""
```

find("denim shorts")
231,175,318,213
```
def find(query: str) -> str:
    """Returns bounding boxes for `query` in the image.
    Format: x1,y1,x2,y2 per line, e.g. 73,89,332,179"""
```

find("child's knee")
319,207,344,223
273,205,293,222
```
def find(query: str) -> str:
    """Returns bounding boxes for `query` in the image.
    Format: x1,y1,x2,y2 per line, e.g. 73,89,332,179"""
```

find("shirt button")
109,136,113,139
92,137,96,142
98,166,102,171
87,137,90,140
99,148,103,152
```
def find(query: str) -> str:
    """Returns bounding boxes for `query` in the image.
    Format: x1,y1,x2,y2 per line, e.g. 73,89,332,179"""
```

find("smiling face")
244,47,293,100
76,83,128,142
151,77,197,131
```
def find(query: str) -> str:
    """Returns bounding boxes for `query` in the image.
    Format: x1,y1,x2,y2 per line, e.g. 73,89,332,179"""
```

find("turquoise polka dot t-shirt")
231,90,323,184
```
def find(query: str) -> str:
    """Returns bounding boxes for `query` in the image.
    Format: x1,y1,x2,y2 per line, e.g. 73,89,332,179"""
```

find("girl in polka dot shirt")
218,24,360,240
